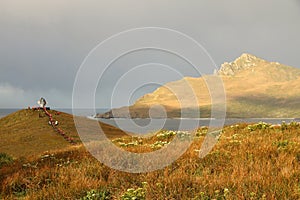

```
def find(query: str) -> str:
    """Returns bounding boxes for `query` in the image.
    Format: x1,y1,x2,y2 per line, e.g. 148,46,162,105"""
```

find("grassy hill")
1,122,300,199
97,53,300,118
0,109,126,158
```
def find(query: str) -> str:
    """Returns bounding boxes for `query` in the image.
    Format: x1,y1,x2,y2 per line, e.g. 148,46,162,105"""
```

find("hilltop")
97,53,300,118
0,109,126,158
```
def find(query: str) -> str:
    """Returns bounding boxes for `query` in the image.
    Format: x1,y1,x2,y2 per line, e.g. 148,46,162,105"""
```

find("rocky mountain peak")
218,53,266,76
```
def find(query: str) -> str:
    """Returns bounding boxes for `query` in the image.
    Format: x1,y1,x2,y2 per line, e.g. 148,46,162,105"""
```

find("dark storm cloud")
0,0,299,108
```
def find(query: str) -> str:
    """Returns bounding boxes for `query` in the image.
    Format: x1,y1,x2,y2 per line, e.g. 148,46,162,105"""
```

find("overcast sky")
1,0,300,108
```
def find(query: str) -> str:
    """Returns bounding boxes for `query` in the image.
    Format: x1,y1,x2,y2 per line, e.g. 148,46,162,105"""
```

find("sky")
0,0,300,108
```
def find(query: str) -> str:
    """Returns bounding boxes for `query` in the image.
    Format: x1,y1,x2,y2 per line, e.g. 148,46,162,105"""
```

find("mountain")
0,109,126,158
97,53,300,118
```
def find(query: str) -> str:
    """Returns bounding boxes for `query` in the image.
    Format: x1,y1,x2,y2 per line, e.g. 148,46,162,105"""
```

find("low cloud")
0,82,71,108
0,83,26,108
0,83,24,96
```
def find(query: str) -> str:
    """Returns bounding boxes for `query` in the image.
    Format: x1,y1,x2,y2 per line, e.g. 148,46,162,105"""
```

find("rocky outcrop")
218,53,266,76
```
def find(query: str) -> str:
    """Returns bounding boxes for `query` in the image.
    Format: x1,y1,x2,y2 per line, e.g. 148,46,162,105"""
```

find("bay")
1,108,297,133
97,117,297,133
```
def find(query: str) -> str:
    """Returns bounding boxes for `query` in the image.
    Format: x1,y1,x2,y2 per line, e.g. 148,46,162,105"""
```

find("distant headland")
96,53,300,119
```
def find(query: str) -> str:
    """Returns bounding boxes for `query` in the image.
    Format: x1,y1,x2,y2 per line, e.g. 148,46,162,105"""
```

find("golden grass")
1,122,300,199
0,109,127,158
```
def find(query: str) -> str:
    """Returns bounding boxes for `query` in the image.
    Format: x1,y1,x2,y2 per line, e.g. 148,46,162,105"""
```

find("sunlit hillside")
97,53,300,118
0,109,126,157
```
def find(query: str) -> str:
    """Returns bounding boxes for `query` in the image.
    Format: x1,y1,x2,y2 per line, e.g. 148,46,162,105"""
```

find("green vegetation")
121,184,146,200
81,189,111,200
0,152,13,168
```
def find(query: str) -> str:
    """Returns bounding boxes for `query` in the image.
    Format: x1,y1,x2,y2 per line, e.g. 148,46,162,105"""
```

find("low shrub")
80,189,111,200
121,187,146,200
0,152,13,168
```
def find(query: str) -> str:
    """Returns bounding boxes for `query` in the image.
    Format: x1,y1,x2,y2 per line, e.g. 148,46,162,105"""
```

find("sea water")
0,108,297,133
0,109,20,119
97,117,296,133
0,108,109,119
